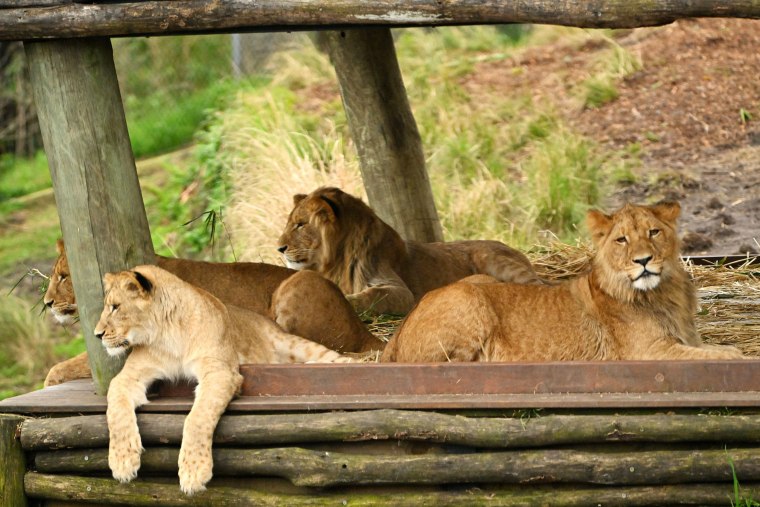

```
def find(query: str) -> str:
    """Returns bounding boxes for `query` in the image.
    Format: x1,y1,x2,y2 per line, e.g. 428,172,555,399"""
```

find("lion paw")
178,444,213,495
108,429,143,483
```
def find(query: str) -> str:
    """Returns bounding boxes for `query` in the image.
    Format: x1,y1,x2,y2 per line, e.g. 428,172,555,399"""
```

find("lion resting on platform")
277,186,543,315
382,202,744,362
97,265,351,495
43,240,379,386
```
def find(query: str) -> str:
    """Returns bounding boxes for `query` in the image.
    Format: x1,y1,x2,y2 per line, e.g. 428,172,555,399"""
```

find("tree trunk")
33,446,760,487
24,38,155,393
320,29,443,242
20,411,760,451
2,1,760,40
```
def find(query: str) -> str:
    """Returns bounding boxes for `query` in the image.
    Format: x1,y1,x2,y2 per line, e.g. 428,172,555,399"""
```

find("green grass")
0,152,51,210
127,79,257,158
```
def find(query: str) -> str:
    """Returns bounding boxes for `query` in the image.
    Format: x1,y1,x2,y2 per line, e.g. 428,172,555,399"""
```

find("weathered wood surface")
24,473,760,507
20,411,760,451
3,1,760,41
0,415,26,507
320,29,442,242
25,38,155,394
33,446,760,486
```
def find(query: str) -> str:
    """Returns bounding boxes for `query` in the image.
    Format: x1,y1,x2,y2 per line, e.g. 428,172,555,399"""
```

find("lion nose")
633,255,652,267
44,299,53,308
94,330,105,340
277,245,287,253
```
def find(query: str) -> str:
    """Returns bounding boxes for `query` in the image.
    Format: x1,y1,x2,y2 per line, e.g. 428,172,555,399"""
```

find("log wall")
13,409,760,506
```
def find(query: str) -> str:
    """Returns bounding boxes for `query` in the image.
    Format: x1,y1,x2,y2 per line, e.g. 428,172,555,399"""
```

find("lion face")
587,202,682,299
44,239,78,325
277,189,342,271
94,270,154,357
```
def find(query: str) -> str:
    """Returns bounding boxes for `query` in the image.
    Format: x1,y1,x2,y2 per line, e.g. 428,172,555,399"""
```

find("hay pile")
362,243,760,358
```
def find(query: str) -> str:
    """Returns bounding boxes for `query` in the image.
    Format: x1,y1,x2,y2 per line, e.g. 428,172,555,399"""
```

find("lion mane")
277,186,542,315
382,201,744,362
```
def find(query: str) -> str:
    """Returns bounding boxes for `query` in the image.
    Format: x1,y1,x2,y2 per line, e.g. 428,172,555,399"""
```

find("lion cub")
383,202,744,362
96,265,350,495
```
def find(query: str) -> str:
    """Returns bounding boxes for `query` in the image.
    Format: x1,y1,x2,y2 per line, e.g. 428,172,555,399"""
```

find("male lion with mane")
382,202,744,362
277,186,543,315
97,265,351,495
43,239,380,386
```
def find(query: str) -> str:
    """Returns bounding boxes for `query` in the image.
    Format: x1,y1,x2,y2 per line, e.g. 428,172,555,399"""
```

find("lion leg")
178,359,242,495
271,270,382,353
383,282,497,363
644,341,745,360
106,350,164,485
44,351,92,387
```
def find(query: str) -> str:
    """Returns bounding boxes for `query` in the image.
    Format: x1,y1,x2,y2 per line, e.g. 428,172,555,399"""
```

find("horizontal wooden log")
2,1,760,41
33,446,760,487
20,411,760,451
24,473,760,507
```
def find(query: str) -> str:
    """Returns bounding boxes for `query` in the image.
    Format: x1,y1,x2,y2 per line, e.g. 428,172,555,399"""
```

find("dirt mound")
466,18,760,256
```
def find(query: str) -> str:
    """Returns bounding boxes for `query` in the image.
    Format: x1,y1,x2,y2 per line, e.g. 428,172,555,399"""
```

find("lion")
43,240,380,386
382,202,744,362
97,265,350,495
277,186,543,315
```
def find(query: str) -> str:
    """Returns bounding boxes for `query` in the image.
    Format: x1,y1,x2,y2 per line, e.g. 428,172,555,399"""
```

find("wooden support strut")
0,415,26,507
319,28,443,243
24,38,155,394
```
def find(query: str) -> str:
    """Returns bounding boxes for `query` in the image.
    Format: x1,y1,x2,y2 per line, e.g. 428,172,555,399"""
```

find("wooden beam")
320,29,442,242
0,415,27,507
31,446,760,487
25,38,155,394
19,411,760,451
23,473,760,506
2,1,760,41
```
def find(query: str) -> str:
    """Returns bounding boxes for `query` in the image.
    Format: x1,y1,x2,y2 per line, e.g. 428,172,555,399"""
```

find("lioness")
98,265,351,495
277,187,543,315
382,202,744,362
43,240,380,386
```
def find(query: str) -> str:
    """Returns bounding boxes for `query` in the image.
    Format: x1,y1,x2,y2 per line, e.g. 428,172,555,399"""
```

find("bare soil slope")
467,18,760,255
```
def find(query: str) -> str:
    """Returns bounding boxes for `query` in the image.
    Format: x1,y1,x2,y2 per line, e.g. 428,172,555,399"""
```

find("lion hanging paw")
108,423,143,483
178,441,213,495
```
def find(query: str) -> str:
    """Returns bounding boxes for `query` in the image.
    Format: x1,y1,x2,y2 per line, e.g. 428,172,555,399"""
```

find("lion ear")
293,194,307,206
56,238,65,255
586,209,612,245
129,270,154,296
651,201,681,224
317,195,340,222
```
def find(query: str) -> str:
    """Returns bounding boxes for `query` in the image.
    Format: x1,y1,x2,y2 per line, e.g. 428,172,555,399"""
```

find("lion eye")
110,304,119,312
59,275,67,282
615,236,627,245
295,222,305,229
649,229,660,238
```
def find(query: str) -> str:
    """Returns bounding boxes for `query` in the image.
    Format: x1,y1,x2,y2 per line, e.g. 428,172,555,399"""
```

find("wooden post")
319,29,443,243
0,415,26,507
25,38,155,394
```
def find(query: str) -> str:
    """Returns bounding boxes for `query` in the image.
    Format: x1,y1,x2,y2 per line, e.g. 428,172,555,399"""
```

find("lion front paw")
178,444,213,495
108,429,143,483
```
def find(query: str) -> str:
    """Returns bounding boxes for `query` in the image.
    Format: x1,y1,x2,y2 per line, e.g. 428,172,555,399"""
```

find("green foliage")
127,80,243,158
0,151,50,206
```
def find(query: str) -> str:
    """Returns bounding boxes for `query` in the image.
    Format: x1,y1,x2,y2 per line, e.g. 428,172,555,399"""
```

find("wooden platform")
3,361,760,414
